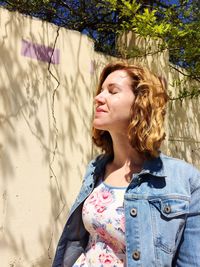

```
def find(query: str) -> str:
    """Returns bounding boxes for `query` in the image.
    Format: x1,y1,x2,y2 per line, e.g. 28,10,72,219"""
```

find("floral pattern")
73,181,126,267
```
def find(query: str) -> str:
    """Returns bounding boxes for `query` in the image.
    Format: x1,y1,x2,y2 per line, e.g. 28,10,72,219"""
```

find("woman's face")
93,70,135,134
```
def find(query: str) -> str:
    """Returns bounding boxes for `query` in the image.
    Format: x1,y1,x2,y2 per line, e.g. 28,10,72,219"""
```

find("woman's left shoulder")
160,153,200,184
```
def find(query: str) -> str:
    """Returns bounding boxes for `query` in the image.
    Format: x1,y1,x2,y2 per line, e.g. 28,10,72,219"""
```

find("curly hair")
92,62,169,158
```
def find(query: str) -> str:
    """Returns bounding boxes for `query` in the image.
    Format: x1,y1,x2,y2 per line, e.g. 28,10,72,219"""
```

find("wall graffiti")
21,39,60,64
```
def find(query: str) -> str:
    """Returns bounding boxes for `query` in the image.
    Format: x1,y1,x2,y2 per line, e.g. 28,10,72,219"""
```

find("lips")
96,107,106,113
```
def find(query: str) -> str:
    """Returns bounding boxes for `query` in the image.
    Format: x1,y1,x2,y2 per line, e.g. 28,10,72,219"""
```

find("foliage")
103,0,200,97
0,0,119,54
104,0,200,81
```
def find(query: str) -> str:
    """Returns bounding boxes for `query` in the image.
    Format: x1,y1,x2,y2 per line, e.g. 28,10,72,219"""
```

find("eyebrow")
101,83,121,90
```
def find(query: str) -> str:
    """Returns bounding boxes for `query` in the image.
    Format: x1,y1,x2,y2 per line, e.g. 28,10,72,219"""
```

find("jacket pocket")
148,196,190,254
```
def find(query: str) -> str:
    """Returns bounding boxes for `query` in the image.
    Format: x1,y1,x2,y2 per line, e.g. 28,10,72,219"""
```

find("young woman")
52,62,200,267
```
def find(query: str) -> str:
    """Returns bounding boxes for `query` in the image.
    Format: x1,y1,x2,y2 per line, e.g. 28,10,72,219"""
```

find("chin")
93,125,106,130
93,122,107,131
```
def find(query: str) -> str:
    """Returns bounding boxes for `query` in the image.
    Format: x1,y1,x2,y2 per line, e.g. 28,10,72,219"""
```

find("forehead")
102,70,131,86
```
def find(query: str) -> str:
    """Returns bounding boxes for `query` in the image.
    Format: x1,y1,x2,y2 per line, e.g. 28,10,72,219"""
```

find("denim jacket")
52,153,200,267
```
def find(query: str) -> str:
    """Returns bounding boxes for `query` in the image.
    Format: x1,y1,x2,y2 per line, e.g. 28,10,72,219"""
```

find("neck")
110,132,145,169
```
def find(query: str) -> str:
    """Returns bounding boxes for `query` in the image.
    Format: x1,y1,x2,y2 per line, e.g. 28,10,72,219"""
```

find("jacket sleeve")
174,168,200,266
51,159,96,267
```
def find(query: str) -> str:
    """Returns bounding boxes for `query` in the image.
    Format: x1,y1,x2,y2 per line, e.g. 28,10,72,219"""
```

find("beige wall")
168,66,200,168
0,7,199,267
0,7,96,267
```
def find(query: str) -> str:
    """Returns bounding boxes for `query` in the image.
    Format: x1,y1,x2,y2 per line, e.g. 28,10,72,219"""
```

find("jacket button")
130,208,137,217
132,250,140,260
163,205,171,214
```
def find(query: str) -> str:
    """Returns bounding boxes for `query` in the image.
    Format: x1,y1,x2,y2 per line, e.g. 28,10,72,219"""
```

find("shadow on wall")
168,98,200,168
0,9,93,267
168,68,200,168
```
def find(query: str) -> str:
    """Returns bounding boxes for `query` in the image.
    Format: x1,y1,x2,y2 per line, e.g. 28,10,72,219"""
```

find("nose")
94,91,106,105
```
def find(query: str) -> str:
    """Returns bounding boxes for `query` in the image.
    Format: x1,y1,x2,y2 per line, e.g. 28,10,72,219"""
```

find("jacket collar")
92,153,166,179
141,153,166,177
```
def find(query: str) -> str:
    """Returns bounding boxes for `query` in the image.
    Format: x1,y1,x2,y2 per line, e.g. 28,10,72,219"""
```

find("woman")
52,62,200,267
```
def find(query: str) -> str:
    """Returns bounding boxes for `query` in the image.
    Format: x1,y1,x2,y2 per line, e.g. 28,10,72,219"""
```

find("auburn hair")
92,62,169,158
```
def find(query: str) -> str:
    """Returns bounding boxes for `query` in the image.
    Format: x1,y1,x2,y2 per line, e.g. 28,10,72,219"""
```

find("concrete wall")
168,66,200,168
0,7,96,267
0,7,199,267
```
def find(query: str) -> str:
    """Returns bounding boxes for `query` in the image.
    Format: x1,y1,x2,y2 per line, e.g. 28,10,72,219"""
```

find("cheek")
113,105,132,122
119,99,134,114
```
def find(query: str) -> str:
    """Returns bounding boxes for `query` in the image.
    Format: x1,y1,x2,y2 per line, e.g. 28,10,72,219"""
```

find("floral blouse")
72,181,127,267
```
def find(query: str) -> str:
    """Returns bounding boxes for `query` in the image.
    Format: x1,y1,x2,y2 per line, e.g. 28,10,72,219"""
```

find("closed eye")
108,83,121,94
100,84,120,94
109,86,120,94
110,90,118,94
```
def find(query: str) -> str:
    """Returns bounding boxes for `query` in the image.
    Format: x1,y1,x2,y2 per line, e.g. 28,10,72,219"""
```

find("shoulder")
160,153,200,191
83,154,110,180
160,153,199,172
85,154,107,169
